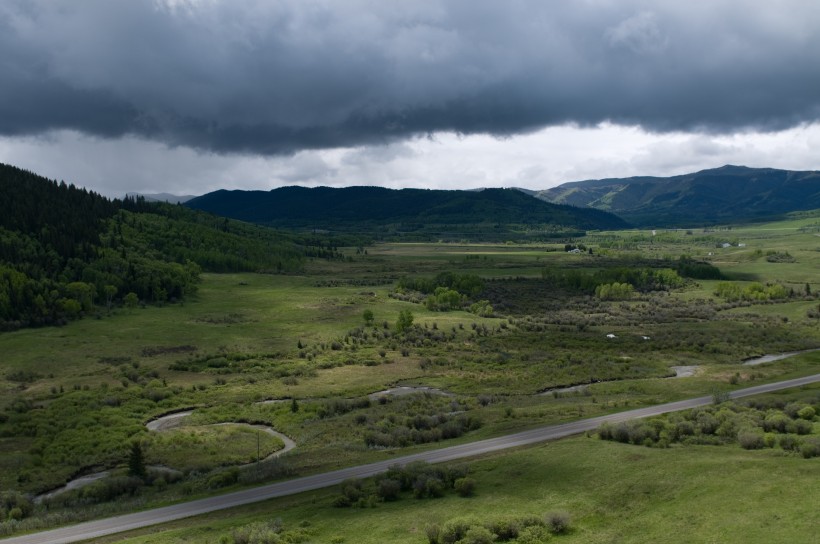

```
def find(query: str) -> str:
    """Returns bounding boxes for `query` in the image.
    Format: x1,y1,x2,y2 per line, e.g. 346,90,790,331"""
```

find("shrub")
425,524,442,544
797,406,816,420
738,430,765,450
545,511,571,534
440,517,476,544
454,477,476,497
230,520,283,544
461,526,495,544
414,476,445,499
800,438,820,458
79,476,143,503
0,492,32,520
612,422,631,443
376,478,401,501
783,402,807,418
206,468,239,489
516,525,552,544
790,419,813,435
762,413,791,433
779,434,801,452
484,517,520,540
334,479,365,507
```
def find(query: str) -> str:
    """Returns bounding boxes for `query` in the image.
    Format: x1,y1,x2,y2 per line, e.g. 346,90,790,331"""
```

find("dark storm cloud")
2,1,819,155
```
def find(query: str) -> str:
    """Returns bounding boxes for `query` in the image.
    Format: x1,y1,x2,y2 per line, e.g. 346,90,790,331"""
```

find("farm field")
1,216,820,540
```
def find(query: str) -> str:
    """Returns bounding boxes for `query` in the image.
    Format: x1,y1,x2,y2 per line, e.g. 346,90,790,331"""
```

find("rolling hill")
535,165,820,227
185,186,628,239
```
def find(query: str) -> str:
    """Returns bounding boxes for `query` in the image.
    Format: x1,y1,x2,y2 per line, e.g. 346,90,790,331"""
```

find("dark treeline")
0,163,339,331
186,185,630,240
539,256,722,295
396,272,485,297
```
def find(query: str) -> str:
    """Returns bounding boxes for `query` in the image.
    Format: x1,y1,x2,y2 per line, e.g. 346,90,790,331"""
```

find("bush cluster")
597,398,819,456
397,272,484,297
333,462,472,508
0,492,32,522
43,467,183,509
426,511,571,544
715,281,788,302
363,412,480,448
224,518,310,544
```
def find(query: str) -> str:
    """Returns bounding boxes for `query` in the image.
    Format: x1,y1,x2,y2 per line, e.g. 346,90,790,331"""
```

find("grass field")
144,424,285,473
1,216,819,540
92,404,820,543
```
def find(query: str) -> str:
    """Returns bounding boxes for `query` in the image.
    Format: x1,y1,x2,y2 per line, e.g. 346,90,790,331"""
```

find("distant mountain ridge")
185,186,628,239
535,165,820,227
126,192,197,204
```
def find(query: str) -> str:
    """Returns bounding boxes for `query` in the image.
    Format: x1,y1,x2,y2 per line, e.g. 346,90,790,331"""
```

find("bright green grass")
94,430,819,544
144,424,284,472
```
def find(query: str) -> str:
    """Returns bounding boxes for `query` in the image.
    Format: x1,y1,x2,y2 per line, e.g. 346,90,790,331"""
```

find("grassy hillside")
536,165,820,227
186,186,629,239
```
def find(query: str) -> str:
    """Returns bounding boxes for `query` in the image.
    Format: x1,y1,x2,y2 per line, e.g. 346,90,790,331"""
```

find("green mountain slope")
0,164,330,330
536,165,820,227
185,186,628,239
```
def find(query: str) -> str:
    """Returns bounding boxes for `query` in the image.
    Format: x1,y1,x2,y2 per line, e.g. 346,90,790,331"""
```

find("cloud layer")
5,122,819,198
3,1,820,156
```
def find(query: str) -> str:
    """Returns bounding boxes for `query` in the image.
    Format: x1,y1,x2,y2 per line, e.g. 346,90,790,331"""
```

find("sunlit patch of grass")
144,424,284,472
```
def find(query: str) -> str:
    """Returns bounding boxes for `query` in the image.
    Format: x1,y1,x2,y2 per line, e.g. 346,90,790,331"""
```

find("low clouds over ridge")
3,1,820,156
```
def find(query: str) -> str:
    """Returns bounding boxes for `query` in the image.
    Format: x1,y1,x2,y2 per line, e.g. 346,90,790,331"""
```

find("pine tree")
128,441,146,480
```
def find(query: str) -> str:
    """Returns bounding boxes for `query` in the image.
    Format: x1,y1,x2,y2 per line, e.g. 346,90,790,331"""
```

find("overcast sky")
2,1,819,198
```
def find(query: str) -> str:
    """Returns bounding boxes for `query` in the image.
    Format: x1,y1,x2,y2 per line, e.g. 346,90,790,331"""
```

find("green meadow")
94,397,820,544
1,214,819,540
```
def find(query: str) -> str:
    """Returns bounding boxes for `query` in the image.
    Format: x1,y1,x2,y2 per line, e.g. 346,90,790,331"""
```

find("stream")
539,365,700,396
742,348,820,366
35,409,296,503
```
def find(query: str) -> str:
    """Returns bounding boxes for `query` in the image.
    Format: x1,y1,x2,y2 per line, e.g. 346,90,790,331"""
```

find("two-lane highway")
4,373,819,544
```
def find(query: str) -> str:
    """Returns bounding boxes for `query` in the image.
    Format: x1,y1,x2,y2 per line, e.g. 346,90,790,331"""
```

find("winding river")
742,348,820,366
36,410,296,503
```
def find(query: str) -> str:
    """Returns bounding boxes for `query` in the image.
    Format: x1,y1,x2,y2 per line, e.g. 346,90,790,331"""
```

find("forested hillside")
0,164,333,331
186,185,628,239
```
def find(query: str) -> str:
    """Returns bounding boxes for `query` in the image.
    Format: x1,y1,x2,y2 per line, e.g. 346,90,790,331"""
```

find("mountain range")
535,165,820,227
185,186,628,239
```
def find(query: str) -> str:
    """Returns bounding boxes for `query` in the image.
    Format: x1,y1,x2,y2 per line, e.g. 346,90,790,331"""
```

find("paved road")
5,373,819,544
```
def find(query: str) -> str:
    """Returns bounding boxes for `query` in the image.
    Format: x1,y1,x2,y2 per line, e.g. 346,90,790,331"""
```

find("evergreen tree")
128,441,146,480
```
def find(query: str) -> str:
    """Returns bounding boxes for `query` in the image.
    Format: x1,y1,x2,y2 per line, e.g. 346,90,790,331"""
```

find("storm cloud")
2,1,819,156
